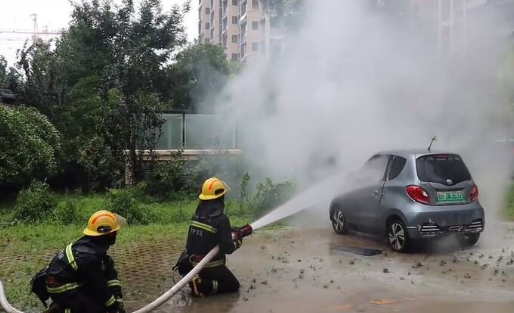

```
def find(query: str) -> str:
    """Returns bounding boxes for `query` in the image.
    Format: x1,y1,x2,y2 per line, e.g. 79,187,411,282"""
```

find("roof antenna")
427,136,437,152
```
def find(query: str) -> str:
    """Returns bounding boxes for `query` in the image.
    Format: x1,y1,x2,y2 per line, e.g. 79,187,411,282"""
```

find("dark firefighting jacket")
45,236,122,308
185,199,241,268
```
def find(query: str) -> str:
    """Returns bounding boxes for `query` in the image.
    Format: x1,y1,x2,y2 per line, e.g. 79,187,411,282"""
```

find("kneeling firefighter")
175,177,253,297
31,210,125,313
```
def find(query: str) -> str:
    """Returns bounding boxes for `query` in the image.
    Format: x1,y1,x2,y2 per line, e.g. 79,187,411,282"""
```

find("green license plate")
437,191,464,203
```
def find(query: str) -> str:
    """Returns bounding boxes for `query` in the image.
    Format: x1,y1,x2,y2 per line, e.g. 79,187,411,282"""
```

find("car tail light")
406,185,430,205
470,185,479,202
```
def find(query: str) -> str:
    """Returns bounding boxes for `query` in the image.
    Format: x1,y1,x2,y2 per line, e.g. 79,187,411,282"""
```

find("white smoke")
217,1,514,231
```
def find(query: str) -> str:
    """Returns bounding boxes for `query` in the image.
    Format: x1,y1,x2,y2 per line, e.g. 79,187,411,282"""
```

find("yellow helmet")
83,210,120,236
199,177,230,200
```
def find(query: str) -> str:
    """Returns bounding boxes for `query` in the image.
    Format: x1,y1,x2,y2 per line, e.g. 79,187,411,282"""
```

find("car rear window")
416,154,471,184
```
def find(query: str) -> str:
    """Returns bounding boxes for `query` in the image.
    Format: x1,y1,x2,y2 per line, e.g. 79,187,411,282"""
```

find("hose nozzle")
238,224,253,238
232,224,253,241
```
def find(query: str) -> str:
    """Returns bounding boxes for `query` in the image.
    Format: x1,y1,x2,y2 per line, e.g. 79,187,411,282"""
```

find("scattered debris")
413,262,423,269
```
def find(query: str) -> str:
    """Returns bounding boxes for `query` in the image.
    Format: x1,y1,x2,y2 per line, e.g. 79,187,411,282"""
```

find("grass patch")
0,194,252,310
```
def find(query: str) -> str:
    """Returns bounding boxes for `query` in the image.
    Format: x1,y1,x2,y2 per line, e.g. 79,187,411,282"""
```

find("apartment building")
198,0,271,62
408,0,468,55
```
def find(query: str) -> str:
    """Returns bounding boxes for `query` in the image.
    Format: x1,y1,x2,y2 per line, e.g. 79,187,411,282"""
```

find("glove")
234,238,243,250
43,302,60,313
118,300,126,313
106,301,120,313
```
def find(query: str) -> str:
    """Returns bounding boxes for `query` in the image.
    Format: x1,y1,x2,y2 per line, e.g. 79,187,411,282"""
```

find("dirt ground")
118,220,514,313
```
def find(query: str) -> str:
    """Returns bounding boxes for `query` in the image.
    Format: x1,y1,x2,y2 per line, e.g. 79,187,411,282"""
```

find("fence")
155,112,238,150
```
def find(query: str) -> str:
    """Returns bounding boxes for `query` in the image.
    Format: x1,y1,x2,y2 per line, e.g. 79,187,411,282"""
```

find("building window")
232,0,238,5
252,0,259,9
205,22,210,29
205,38,210,44
205,7,210,14
232,35,238,43
232,16,238,24
231,53,238,61
252,42,259,51
252,21,259,30
260,41,266,52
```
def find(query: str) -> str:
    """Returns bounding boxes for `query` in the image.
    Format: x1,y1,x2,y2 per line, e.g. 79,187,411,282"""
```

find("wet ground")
118,221,514,313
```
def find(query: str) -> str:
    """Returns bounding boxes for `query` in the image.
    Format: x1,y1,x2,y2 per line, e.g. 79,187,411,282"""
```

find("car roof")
375,149,459,158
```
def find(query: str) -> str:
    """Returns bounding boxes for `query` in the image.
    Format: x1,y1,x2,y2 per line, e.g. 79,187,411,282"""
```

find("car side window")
363,154,390,182
386,156,407,181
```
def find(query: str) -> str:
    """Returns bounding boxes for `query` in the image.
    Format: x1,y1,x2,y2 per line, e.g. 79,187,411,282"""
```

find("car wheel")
459,233,480,247
331,208,349,235
387,219,410,253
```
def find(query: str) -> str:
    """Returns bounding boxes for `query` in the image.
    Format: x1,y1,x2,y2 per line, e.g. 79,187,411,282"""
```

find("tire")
459,233,480,247
331,207,349,235
387,218,410,253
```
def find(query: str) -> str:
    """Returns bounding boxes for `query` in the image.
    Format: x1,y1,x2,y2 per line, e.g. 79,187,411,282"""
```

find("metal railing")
155,111,238,150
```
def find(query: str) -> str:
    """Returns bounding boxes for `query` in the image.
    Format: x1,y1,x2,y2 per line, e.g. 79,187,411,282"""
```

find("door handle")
372,190,380,197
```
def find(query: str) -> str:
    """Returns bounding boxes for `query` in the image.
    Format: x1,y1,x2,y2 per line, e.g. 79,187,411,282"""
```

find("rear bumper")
404,202,485,239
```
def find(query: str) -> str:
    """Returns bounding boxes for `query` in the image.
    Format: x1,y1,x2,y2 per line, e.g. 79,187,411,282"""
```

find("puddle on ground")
329,244,382,256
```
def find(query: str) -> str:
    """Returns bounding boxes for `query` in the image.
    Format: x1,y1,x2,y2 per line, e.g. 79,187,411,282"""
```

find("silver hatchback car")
329,150,485,252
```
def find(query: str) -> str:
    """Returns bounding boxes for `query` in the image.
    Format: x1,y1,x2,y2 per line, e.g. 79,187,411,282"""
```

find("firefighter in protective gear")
44,210,125,313
178,177,243,297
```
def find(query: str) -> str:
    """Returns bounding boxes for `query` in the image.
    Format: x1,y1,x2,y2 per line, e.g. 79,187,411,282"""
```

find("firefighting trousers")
50,289,106,313
198,265,240,295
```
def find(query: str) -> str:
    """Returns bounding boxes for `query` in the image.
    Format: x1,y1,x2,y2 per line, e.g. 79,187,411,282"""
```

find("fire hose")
0,224,253,313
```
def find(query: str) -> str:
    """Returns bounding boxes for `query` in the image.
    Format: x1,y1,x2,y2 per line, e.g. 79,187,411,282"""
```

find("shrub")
0,106,62,188
53,199,78,225
106,184,154,225
144,151,199,200
239,172,251,213
78,136,122,191
14,181,58,222
251,178,296,218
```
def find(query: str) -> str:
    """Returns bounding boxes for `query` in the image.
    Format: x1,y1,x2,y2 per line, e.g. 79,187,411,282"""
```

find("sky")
0,0,198,66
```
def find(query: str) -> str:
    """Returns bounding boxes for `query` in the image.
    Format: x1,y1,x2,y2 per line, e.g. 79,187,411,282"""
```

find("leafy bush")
53,199,78,225
106,184,154,225
78,136,122,191
14,181,58,222
0,106,62,188
239,172,251,213
144,151,199,200
251,178,296,218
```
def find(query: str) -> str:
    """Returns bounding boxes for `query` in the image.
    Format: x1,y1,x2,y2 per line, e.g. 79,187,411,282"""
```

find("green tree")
16,40,60,116
56,0,187,184
11,0,190,188
166,43,238,112
102,90,165,184
0,55,6,87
